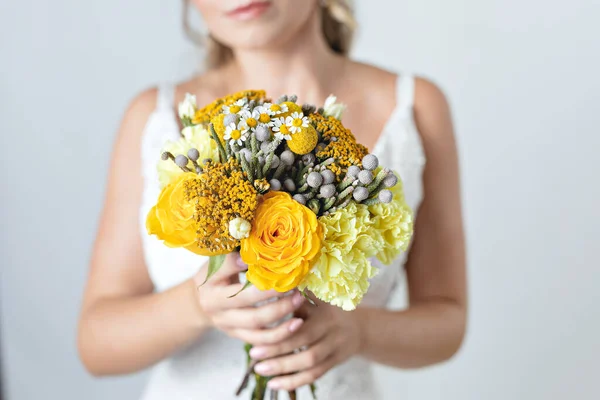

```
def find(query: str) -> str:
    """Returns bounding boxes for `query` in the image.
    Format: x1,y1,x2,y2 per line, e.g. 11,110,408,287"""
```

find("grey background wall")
1,0,599,399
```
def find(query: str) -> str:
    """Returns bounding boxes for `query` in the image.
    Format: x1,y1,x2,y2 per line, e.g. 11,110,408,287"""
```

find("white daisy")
271,117,292,141
263,102,288,116
286,111,309,134
239,109,261,131
222,99,248,115
223,122,249,147
252,106,274,126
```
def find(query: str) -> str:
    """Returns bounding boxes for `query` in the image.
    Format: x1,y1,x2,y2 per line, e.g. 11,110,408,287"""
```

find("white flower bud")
347,165,360,178
358,170,374,185
178,93,197,120
255,125,270,142
307,172,324,188
320,169,335,185
284,179,296,192
320,184,336,198
353,187,369,202
383,173,398,188
270,155,280,169
224,113,239,127
228,217,251,240
362,154,379,171
378,189,393,203
302,153,316,165
293,194,306,205
175,154,189,168
187,148,200,161
280,150,295,166
323,95,346,120
269,179,282,191
240,148,252,162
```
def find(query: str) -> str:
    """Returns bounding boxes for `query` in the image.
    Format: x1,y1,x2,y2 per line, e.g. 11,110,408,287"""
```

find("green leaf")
228,280,253,298
199,254,226,286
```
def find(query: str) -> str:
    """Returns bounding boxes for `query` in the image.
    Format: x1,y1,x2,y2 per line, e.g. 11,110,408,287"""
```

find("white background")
1,0,599,399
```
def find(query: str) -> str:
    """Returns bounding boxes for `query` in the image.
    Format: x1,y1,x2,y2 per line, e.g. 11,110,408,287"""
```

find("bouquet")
146,89,414,399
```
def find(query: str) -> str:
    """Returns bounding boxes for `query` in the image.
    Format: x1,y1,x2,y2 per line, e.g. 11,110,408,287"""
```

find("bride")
78,0,466,398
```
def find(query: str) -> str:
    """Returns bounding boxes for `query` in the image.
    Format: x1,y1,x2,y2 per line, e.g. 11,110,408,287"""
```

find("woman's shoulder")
349,61,448,106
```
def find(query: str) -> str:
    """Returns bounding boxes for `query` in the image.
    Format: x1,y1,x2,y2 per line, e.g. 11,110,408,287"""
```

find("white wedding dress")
138,74,426,400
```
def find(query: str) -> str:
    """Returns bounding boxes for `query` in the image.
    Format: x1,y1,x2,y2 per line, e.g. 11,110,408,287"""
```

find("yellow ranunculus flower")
241,191,323,292
299,202,382,311
146,172,217,256
157,124,221,188
368,175,414,264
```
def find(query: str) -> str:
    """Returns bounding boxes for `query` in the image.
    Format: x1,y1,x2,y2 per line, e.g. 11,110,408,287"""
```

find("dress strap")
396,74,415,110
156,82,176,114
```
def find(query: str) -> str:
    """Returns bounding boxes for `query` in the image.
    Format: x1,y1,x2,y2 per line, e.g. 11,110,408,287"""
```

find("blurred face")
192,0,320,51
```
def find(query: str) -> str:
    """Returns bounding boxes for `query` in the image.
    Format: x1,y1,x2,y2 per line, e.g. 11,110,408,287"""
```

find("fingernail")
267,380,281,389
249,347,267,359
292,292,304,307
254,363,272,374
235,255,247,269
288,318,303,332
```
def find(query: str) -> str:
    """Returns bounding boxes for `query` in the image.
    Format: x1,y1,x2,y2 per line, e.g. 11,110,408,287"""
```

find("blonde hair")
183,0,357,69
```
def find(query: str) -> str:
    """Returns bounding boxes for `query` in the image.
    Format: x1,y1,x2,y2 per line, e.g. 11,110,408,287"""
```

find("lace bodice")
138,74,426,400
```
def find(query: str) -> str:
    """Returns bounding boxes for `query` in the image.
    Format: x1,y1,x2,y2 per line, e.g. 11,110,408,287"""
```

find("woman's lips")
227,1,272,21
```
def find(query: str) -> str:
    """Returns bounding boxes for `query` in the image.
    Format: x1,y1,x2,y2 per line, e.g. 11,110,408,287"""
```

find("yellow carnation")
241,191,323,292
368,174,414,264
157,125,220,188
298,202,382,311
146,172,210,255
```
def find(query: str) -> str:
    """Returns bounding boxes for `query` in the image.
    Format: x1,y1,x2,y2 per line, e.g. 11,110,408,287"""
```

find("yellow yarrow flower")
185,158,259,255
311,113,368,176
192,90,266,125
157,125,220,188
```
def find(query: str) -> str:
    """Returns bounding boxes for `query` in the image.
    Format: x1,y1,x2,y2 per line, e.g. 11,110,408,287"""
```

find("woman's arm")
356,77,467,367
246,78,467,391
78,90,307,376
78,89,212,376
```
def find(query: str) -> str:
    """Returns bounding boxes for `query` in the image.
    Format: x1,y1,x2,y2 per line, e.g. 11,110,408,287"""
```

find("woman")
78,0,466,398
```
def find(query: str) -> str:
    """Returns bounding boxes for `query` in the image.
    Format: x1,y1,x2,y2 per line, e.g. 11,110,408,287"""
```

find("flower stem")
210,124,228,161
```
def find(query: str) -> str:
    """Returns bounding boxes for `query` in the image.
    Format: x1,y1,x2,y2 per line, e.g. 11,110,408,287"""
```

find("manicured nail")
254,363,272,374
267,380,281,389
292,292,304,307
288,318,304,333
249,347,267,359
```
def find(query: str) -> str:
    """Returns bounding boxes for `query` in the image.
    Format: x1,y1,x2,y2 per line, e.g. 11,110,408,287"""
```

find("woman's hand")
193,252,306,342
248,299,364,391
